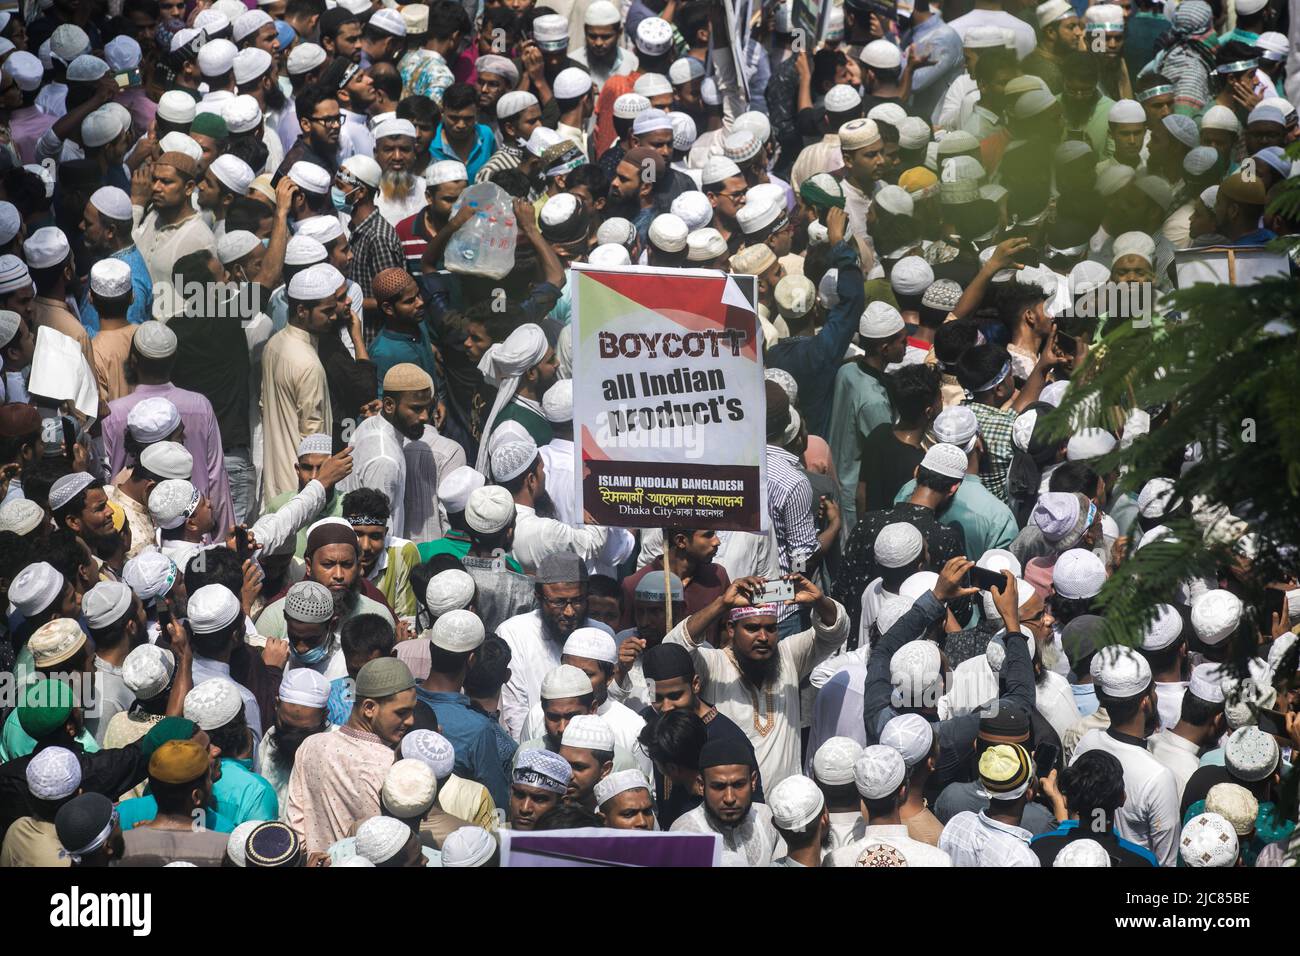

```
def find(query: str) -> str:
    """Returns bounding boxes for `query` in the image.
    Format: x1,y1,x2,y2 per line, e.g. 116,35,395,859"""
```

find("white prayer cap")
522,126,561,161
1201,104,1240,133
899,572,939,601
369,8,407,36
919,443,967,481
1051,548,1107,600
426,160,468,186
668,110,698,152
295,215,345,247
278,667,331,709
646,213,689,253
496,90,538,120
1187,662,1226,704
590,770,651,812
963,25,1010,49
667,57,705,89
198,38,238,77
1224,726,1279,781
768,774,825,832
28,619,87,668
1205,783,1257,837
585,0,621,25
701,155,743,188
157,90,197,124
1140,603,1184,652
0,203,18,248
285,580,334,624
25,747,81,801
895,117,931,152
868,104,908,134
1095,645,1151,698
123,644,175,699
1136,477,1176,519
463,484,515,535
540,380,573,424
1036,0,1074,27
131,324,178,366
400,729,456,779
186,583,242,635
288,160,332,195
490,438,539,483
66,54,108,83
562,713,615,753
441,827,497,867
233,9,273,42
437,465,485,513
334,856,375,867
544,69,589,109
432,608,485,653
723,129,761,164
84,188,133,229
82,105,130,148
889,256,932,297
285,235,328,267
422,570,474,617
23,227,70,270
803,738,862,789
774,275,816,321
889,640,942,707
126,396,182,444
3,51,43,92
562,627,616,666
862,39,902,70
48,472,96,512
85,253,134,299
0,499,44,536
382,758,438,818
595,217,637,248
287,42,327,76
355,816,413,864
193,9,230,34
1107,99,1145,125
859,301,904,339
156,133,202,168
233,47,273,87
1054,838,1111,866
225,819,261,868
1094,163,1136,199
853,744,906,799
824,84,862,114
928,409,977,457
83,580,134,630
183,678,243,730
1180,813,1238,867
210,154,256,196
880,713,934,769
1182,146,1220,178
735,193,782,236
1084,2,1124,24
589,243,631,267
873,522,923,569
373,117,417,142
541,663,592,700
686,228,728,263
295,434,333,460
635,17,674,56
612,94,651,124
632,105,673,137
1066,427,1117,462
839,117,882,151
288,262,345,300
1191,590,1242,646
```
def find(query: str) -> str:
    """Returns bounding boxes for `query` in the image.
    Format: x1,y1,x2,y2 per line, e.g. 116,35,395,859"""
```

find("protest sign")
569,263,766,533
500,827,721,867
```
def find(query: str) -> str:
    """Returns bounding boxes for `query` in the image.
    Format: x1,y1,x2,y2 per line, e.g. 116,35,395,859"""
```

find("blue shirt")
327,676,354,726
116,799,237,834
764,242,864,438
430,123,496,182
370,325,440,395
414,687,516,808
1031,819,1160,866
905,16,965,124
894,474,1020,560
212,757,279,825
78,245,153,335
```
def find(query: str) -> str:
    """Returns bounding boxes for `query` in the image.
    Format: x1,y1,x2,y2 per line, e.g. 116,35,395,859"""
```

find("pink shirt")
8,107,56,165
285,725,395,853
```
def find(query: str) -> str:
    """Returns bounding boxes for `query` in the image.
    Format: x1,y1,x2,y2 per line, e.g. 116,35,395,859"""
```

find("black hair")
428,0,471,39
191,617,243,660
812,48,847,92
185,546,245,596
934,323,979,372
286,0,327,18
489,167,532,199
1048,461,1101,497
319,8,359,41
31,261,70,297
586,573,622,606
369,62,403,103
226,196,273,233
397,95,439,127
537,803,603,830
428,642,474,677
226,135,270,174
295,84,341,131
916,464,963,493
207,702,250,759
1096,686,1150,725
973,48,1016,85
500,454,541,495
441,81,477,113
566,161,608,197
995,281,1047,330
638,708,706,769
1052,593,1095,628
341,487,392,523
955,343,1011,393
1139,638,1183,674
1058,749,1125,816
44,529,89,589
0,414,43,466
463,634,512,698
22,460,70,513
412,699,440,733
885,363,940,424
1063,50,1100,85
3,168,50,219
676,2,710,45
340,613,396,660
0,531,35,591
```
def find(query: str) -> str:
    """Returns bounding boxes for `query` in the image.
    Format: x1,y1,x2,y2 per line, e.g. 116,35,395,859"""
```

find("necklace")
726,649,776,737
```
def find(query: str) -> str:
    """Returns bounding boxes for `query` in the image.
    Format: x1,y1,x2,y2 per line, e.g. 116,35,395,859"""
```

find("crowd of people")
0,0,1295,870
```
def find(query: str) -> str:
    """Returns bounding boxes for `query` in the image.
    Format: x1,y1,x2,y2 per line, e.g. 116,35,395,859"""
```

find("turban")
475,323,549,472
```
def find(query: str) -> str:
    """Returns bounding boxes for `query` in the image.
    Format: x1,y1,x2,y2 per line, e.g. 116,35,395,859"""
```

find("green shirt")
827,361,892,535
894,474,1019,560
416,530,525,572
212,756,279,826
0,708,99,763
494,399,553,447
267,487,343,558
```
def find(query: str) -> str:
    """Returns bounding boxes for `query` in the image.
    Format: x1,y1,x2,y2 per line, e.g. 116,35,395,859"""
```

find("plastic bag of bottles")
443,182,518,279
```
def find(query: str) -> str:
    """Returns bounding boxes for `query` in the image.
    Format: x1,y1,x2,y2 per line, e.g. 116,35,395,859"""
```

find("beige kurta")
664,600,848,789
260,323,333,503
130,204,218,318
285,724,394,853
92,323,137,402
0,817,68,867
33,296,97,379
104,485,156,559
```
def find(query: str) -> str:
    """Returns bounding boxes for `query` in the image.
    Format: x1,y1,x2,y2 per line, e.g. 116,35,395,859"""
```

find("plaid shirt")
966,401,1017,503
938,810,1040,867
349,209,404,347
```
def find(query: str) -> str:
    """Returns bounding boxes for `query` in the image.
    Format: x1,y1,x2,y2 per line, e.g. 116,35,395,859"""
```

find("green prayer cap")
799,172,846,211
17,679,74,739
140,716,198,759
191,112,229,141
355,657,415,701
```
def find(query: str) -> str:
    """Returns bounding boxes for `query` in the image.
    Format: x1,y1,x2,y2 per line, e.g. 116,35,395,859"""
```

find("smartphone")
1032,741,1059,775
967,566,1008,591
234,526,250,561
1263,587,1286,624
753,579,795,605
1256,707,1288,738
156,604,173,641
61,417,76,464
114,69,141,88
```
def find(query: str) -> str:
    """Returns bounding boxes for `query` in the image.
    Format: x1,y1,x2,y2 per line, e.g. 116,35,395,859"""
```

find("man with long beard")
255,666,336,810
370,117,426,228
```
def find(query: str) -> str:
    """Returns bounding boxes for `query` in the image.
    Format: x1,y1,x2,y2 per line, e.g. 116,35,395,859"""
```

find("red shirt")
620,559,731,643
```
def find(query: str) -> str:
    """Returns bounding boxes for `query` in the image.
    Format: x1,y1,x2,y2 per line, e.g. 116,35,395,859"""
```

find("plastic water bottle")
444,182,518,279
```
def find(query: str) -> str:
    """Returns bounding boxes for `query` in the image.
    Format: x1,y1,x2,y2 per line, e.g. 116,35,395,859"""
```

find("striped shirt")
765,446,818,620
938,810,1040,867
474,143,524,184
348,209,404,347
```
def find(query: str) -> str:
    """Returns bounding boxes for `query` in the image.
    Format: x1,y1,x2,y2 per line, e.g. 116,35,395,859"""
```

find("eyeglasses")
719,188,748,200
310,114,343,126
542,596,588,610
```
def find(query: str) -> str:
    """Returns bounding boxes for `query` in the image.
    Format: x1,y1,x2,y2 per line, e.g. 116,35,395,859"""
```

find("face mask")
331,186,354,214
291,641,331,666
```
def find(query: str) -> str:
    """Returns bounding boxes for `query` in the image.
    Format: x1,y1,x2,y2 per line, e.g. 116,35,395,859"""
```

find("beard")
333,587,360,617
265,82,287,113
271,723,320,768
381,169,419,202
534,490,556,519
736,650,779,685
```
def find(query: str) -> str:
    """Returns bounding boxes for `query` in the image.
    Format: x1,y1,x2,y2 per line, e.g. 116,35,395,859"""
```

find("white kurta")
511,504,611,575
826,824,954,867
339,413,407,537
669,802,783,867
1147,728,1202,802
497,610,605,741
1070,728,1181,867
664,600,848,789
